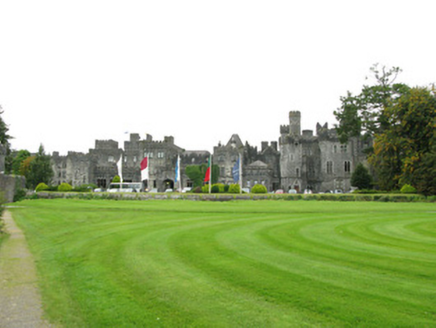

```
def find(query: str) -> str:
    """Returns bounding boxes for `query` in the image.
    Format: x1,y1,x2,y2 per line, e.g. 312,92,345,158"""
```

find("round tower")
289,111,301,136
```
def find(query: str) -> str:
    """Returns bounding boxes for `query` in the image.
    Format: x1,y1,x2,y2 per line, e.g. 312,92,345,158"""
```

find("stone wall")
0,174,25,203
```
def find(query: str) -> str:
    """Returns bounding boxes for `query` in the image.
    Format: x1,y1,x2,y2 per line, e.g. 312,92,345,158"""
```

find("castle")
51,111,369,192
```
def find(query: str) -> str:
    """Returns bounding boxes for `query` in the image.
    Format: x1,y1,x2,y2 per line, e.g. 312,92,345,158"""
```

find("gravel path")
0,210,53,327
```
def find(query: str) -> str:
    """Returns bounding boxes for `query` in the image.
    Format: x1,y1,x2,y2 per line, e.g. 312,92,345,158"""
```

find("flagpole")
208,155,211,194
179,156,182,192
239,152,242,194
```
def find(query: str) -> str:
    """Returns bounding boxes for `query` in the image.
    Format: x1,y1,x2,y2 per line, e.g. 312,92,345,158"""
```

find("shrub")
211,185,220,193
228,184,241,194
13,188,27,202
400,184,417,194
35,182,49,192
213,183,225,193
112,175,121,183
58,183,73,192
251,184,267,194
73,184,98,192
193,186,202,193
224,185,230,193
201,185,209,193
351,163,373,190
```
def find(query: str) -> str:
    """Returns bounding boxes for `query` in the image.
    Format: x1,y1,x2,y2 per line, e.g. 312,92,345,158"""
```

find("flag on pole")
141,157,149,181
175,155,181,191
204,156,211,182
232,157,240,183
117,155,123,183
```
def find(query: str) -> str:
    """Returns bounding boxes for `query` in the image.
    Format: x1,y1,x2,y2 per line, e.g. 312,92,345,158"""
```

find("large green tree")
334,64,410,143
25,145,54,189
369,87,436,191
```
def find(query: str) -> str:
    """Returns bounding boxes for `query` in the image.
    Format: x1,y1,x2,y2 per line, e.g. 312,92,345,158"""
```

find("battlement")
95,140,118,150
280,125,290,134
261,141,278,152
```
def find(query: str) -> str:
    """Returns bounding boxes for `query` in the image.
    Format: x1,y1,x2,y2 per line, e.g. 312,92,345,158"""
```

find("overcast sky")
1,0,435,155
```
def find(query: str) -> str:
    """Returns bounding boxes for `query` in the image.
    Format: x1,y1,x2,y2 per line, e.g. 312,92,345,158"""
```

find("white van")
108,182,143,193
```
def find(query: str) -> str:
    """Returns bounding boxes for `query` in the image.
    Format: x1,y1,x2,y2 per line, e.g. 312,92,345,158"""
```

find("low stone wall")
33,191,434,202
0,174,26,203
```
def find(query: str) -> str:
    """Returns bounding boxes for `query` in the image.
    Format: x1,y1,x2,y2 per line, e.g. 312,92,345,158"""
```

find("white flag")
117,156,123,182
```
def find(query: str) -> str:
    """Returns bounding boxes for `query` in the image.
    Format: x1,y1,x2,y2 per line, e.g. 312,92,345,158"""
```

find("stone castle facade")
51,111,369,192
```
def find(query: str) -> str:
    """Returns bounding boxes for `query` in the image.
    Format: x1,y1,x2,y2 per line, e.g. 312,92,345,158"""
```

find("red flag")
141,157,149,180
204,156,211,182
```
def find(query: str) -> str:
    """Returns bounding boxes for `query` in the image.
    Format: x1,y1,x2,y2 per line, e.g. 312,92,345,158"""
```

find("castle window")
296,168,300,177
124,156,127,162
108,156,114,163
341,145,347,153
327,161,333,174
344,161,351,172
334,145,337,153
191,158,195,163
290,154,294,161
133,156,137,163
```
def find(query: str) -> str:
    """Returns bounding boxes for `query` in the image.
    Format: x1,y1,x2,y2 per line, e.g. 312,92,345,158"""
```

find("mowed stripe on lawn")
9,199,436,327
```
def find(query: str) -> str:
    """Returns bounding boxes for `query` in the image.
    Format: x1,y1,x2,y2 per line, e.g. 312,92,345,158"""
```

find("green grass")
8,199,436,327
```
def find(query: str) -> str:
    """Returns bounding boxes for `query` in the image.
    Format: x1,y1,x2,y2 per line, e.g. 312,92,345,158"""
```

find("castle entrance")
164,179,174,190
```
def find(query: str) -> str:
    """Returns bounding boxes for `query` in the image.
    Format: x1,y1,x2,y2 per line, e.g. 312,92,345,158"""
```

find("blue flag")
175,156,180,183
232,157,240,182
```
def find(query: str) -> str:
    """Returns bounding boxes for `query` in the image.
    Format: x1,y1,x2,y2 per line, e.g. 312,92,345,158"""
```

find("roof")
247,160,268,167
225,134,244,148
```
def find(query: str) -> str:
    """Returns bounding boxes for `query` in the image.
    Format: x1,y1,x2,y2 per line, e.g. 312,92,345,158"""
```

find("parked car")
275,189,284,194
164,188,173,193
303,189,312,194
242,188,250,193
148,188,158,193
288,189,297,194
334,189,343,194
182,187,192,193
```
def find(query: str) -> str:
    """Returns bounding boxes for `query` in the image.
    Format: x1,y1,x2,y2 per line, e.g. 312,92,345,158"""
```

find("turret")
289,111,301,136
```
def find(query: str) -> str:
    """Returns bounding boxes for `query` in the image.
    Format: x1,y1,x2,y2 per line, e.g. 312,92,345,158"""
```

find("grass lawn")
8,199,436,327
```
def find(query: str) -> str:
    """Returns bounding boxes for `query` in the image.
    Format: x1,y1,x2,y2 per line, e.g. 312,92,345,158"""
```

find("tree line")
335,64,435,195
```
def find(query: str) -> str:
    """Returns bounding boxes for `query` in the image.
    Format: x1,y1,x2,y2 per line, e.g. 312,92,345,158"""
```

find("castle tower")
289,111,301,136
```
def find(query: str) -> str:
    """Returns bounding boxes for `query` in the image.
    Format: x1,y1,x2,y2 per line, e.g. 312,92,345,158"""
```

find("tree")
10,150,31,175
185,165,204,188
369,87,436,191
20,155,35,177
25,145,53,189
0,106,13,173
186,163,220,187
350,163,372,189
0,106,11,146
334,64,410,143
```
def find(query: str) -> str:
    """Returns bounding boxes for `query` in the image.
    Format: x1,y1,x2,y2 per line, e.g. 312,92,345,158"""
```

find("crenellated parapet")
95,140,118,150
280,125,290,135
